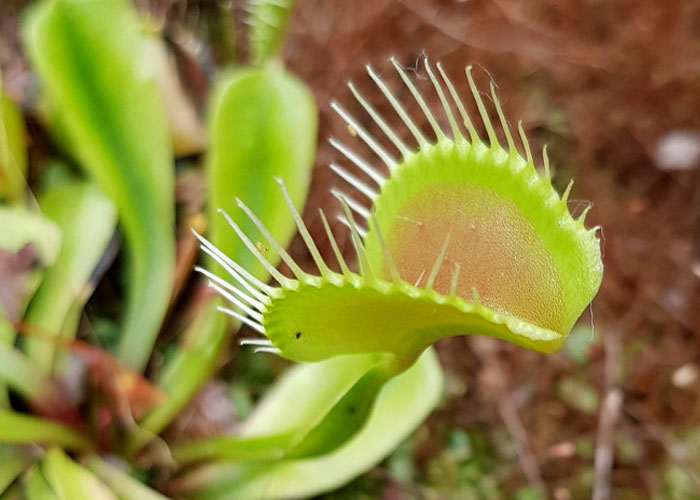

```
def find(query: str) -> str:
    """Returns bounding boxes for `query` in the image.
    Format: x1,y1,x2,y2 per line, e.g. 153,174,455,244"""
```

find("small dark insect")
295,332,302,339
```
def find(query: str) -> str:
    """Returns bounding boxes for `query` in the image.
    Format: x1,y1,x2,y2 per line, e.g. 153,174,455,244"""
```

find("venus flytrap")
173,59,603,486
198,59,602,371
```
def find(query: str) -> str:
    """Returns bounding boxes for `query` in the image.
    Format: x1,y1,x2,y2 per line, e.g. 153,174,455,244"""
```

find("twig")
592,330,623,500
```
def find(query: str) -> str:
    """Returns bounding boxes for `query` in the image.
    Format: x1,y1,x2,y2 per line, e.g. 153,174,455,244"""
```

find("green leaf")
23,464,60,500
208,64,316,283
0,445,37,495
145,34,207,156
0,91,27,205
171,348,443,500
24,181,117,370
0,343,61,403
83,456,169,500
0,206,60,405
0,207,61,403
0,410,91,451
0,206,61,270
170,353,391,463
42,448,116,500
248,0,297,65
23,0,176,371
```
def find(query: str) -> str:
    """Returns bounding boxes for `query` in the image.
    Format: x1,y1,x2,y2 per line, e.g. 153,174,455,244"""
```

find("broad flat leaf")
0,207,60,405
146,34,207,156
0,410,90,451
0,206,61,269
23,464,60,500
172,348,443,500
248,0,297,65
42,448,116,500
24,181,117,370
0,91,27,205
0,445,37,495
0,314,10,407
23,0,176,371
207,64,316,282
171,352,391,462
84,456,169,500
0,342,60,403
0,246,40,328
0,206,60,344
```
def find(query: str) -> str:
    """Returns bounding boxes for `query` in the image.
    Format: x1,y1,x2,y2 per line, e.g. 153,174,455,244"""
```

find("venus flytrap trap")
175,58,603,484
197,57,602,367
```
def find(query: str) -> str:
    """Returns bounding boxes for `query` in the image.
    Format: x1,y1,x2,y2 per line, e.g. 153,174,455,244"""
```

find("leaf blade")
23,0,176,371
170,348,443,500
24,181,117,370
0,410,91,451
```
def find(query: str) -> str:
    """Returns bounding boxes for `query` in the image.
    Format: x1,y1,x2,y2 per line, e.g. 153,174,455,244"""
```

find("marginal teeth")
561,179,574,203
218,208,294,289
337,214,368,238
217,306,265,334
254,346,282,355
319,209,351,276
390,56,445,142
338,196,373,281
465,65,499,148
489,81,516,154
194,266,265,311
275,177,331,279
208,281,263,322
436,61,479,143
328,138,386,186
330,100,397,169
192,229,275,299
329,163,379,201
240,338,273,347
424,59,462,142
235,196,307,281
331,189,370,220
366,63,427,148
542,145,551,179
347,81,411,158
518,121,534,166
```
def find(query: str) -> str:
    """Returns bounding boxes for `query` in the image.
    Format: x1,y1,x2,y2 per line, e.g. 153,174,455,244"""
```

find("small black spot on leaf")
295,332,302,339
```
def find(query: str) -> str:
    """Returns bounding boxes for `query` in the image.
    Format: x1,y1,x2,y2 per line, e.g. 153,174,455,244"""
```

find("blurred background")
2,0,700,498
